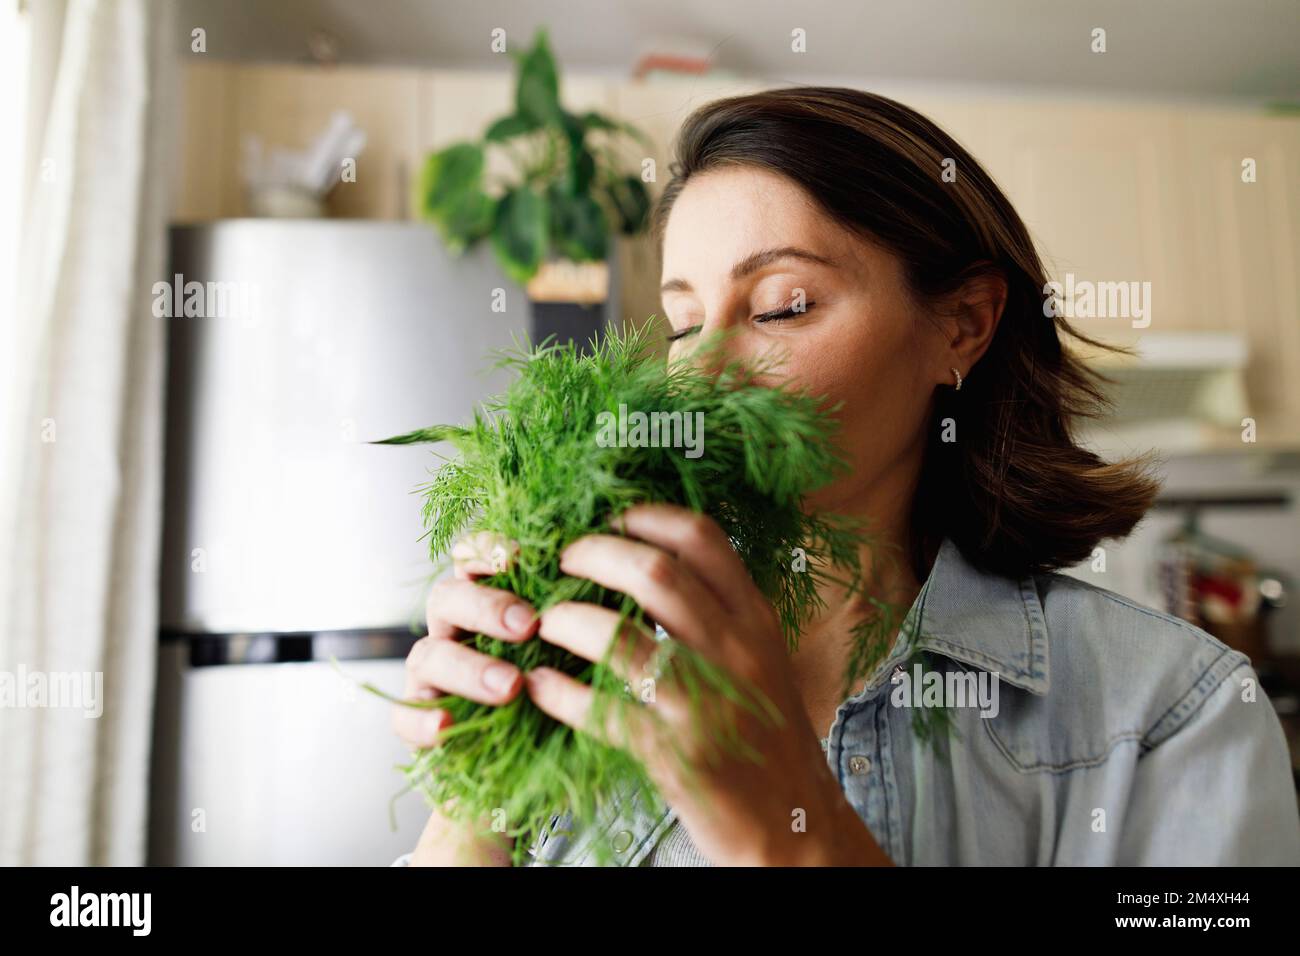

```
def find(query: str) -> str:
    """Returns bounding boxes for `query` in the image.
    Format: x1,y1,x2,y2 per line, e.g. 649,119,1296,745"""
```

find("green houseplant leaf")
484,112,539,142
548,185,608,261
605,175,651,235
557,109,595,196
491,185,550,283
414,27,652,287
436,190,496,252
418,142,485,217
578,109,654,149
515,29,561,126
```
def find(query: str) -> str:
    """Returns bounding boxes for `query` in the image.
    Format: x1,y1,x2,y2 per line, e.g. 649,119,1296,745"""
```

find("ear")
937,266,1007,385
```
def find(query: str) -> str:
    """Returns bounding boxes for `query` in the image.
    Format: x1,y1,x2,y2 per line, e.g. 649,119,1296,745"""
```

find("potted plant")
416,28,653,348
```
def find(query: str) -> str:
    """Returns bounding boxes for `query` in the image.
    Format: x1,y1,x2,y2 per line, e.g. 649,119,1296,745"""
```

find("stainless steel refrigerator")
149,220,548,865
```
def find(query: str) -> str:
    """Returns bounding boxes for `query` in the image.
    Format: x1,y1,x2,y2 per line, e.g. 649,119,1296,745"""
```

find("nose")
675,320,745,379
679,334,728,381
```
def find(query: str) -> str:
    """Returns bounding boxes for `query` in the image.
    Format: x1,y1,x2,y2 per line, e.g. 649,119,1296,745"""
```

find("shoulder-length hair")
652,86,1160,580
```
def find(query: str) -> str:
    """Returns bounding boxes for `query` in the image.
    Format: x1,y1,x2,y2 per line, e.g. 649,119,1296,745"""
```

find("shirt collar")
877,537,1051,696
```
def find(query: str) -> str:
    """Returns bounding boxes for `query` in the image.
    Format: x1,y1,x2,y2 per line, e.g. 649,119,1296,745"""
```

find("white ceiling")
177,0,1299,102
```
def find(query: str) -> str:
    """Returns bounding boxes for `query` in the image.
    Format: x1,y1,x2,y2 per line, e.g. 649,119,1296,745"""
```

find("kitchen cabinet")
969,100,1195,347
175,63,420,221
1179,111,1300,446
174,61,238,222
938,98,1299,447
231,65,421,221
609,76,769,326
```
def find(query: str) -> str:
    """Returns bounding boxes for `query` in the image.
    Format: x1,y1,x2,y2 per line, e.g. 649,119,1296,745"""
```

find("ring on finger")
644,634,680,685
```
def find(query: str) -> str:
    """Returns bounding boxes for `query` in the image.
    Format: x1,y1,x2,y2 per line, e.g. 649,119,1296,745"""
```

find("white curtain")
0,0,176,865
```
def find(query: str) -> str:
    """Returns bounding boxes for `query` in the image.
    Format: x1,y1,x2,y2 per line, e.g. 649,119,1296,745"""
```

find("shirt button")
611,830,634,853
848,755,872,775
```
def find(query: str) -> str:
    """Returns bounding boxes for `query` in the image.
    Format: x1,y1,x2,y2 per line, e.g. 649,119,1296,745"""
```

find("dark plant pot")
528,251,620,354
531,300,607,354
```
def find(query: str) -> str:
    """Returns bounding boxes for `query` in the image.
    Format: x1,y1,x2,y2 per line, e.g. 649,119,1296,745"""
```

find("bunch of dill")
375,321,916,865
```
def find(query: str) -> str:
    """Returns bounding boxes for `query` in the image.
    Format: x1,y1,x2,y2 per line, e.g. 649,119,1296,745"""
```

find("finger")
403,636,441,697
538,602,658,680
559,535,725,648
424,577,538,643
408,636,525,705
525,666,660,755
452,532,519,580
391,697,453,750
611,504,760,613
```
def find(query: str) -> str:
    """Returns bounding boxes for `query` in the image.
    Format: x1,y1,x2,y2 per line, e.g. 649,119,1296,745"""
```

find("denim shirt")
526,537,1300,866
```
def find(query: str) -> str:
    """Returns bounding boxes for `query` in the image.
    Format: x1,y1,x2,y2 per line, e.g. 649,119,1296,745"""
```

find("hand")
393,532,537,866
524,503,893,866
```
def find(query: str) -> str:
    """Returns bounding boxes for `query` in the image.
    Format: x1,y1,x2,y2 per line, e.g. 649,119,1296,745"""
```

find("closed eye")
666,300,816,343
755,301,815,323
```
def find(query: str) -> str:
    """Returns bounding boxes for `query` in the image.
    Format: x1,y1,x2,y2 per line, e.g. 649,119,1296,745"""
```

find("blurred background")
0,0,1297,865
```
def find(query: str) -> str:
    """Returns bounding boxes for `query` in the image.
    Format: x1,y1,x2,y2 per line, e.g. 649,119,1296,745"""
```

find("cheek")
790,305,926,409
786,307,934,473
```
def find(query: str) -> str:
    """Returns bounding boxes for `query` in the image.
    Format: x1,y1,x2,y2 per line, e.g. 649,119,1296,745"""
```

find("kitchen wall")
171,61,1300,451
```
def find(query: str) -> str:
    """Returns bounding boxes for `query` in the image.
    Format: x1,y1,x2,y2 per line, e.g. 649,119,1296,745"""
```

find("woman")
392,87,1300,866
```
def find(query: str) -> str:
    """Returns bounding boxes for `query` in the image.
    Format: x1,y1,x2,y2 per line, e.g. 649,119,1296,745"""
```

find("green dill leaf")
381,319,927,865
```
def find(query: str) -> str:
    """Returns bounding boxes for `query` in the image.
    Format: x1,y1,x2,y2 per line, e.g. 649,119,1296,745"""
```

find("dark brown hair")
652,86,1160,581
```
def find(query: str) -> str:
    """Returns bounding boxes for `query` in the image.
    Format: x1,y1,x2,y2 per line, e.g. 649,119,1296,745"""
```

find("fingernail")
483,663,519,694
423,710,447,736
504,603,534,633
490,544,508,573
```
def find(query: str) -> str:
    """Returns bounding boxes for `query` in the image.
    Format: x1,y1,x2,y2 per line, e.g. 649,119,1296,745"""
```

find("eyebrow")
659,246,838,294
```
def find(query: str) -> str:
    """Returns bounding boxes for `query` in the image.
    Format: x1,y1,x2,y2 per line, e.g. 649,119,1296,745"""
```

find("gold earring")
951,367,963,391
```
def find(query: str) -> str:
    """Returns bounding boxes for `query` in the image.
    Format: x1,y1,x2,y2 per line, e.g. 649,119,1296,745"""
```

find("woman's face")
659,165,947,522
